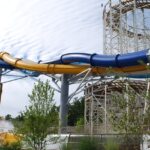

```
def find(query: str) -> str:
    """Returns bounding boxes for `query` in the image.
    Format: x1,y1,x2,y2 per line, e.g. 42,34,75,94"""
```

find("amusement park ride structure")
85,0,150,134
0,0,150,134
104,0,150,54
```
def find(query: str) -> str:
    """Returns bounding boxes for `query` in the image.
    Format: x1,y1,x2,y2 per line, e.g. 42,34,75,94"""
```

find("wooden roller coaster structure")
84,0,150,135
103,0,150,54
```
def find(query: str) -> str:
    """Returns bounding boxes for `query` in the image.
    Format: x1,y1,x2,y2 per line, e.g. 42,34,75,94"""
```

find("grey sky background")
0,0,106,117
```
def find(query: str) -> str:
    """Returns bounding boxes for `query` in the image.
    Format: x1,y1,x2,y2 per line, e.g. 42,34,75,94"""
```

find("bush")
78,137,99,150
60,144,72,150
0,141,22,150
104,139,119,150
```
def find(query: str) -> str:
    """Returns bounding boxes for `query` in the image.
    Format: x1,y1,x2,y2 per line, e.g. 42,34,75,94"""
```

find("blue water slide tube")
0,60,14,69
50,49,149,67
0,60,40,77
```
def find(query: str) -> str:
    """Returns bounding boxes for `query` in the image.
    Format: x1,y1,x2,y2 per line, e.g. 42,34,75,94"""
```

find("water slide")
0,49,149,76
0,49,149,144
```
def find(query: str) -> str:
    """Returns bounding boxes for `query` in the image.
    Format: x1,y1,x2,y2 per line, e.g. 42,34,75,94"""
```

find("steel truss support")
68,68,92,102
58,69,103,133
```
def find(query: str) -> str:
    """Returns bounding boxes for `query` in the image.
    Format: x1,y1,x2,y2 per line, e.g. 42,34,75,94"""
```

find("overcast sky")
0,0,105,117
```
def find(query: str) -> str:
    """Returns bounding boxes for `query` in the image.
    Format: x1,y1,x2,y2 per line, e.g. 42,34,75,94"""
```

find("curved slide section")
0,52,90,74
0,50,149,75
49,49,149,67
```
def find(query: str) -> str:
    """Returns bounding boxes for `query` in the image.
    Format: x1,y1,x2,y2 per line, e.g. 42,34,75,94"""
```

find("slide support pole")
59,74,69,133
0,69,2,102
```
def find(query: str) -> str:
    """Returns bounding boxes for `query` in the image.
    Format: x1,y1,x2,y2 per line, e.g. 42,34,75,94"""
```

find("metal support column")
59,74,69,133
0,69,2,102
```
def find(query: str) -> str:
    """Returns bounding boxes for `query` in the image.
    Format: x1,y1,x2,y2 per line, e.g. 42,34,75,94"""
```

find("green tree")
109,84,144,149
5,114,12,120
143,91,150,134
68,97,84,126
14,112,24,121
16,80,58,150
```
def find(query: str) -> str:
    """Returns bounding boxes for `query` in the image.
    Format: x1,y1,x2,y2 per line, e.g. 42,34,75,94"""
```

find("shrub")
78,137,99,150
104,139,119,150
60,144,72,150
0,141,22,150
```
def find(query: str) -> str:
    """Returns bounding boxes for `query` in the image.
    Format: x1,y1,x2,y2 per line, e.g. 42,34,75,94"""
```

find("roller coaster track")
104,0,150,38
